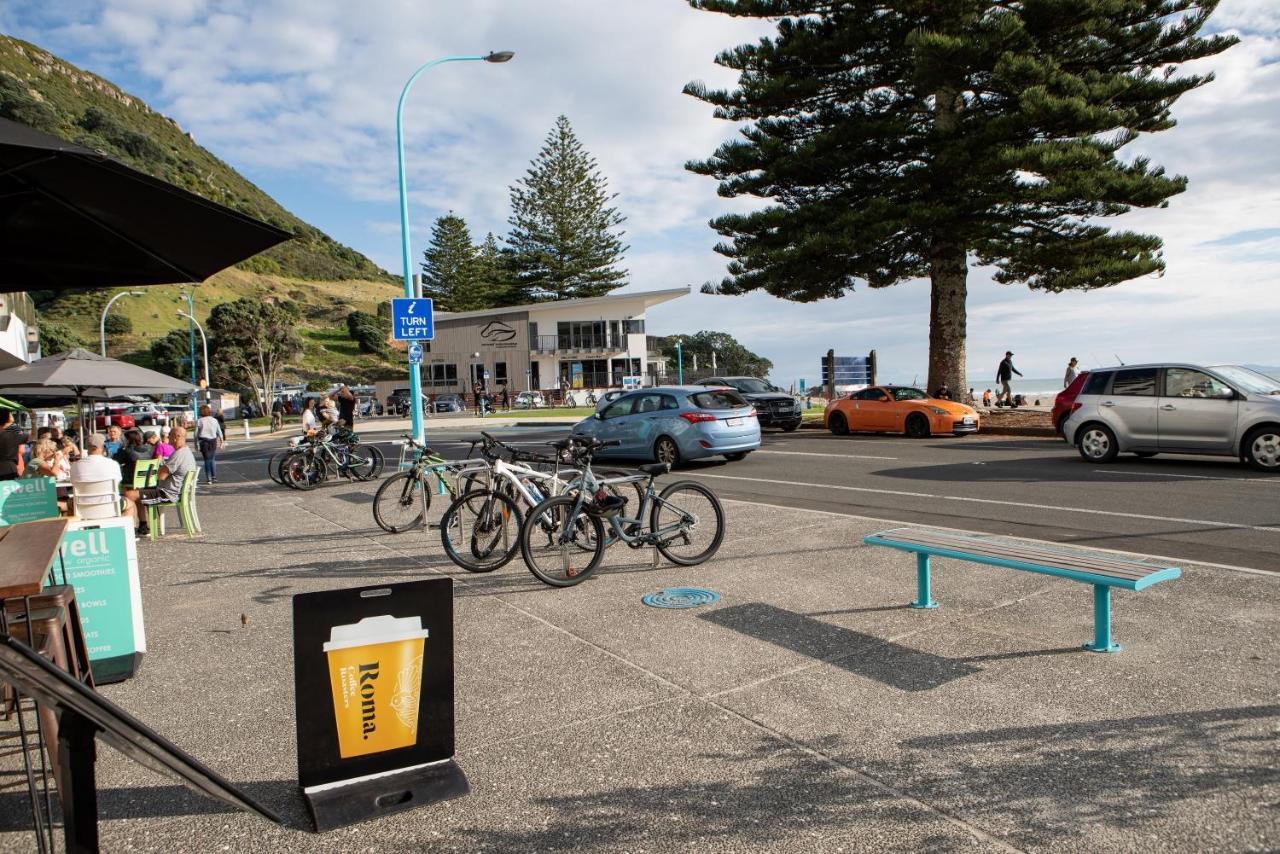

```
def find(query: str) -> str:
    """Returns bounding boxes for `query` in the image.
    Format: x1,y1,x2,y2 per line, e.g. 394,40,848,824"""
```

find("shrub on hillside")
345,310,390,356
38,321,86,355
103,313,133,335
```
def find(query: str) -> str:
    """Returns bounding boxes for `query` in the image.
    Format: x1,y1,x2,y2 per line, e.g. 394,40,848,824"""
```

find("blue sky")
3,1,1278,388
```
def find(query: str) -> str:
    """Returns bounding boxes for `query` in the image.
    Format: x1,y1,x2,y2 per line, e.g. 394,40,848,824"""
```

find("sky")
3,1,1278,388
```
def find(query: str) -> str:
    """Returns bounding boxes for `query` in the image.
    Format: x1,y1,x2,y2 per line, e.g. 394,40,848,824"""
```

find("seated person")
127,426,197,535
103,424,125,456
151,428,175,461
28,438,61,480
71,434,137,525
113,428,155,484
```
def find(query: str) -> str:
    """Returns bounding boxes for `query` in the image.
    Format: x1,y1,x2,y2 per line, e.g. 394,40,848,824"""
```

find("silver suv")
1063,364,1280,472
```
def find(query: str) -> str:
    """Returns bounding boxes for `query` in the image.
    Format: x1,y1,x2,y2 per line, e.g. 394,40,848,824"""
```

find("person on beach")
966,388,977,406
982,389,992,408
996,351,1022,405
1064,357,1079,388
933,383,952,400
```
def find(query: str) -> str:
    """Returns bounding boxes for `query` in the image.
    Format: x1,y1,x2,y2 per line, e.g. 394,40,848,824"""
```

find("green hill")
0,33,389,282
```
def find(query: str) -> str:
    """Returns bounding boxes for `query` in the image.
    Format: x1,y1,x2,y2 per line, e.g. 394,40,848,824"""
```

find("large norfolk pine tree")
421,213,494,312
507,115,629,301
684,1,1236,393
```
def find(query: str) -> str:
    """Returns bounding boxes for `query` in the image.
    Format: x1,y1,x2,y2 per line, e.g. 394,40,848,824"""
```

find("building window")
560,359,609,389
494,361,508,385
626,319,645,334
426,363,458,387
558,321,607,350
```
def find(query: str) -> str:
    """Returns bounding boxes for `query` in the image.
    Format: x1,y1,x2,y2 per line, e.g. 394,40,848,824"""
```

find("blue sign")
392,298,435,341
407,342,424,365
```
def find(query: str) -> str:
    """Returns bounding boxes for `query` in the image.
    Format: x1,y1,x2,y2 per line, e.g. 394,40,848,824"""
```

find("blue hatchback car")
573,386,761,465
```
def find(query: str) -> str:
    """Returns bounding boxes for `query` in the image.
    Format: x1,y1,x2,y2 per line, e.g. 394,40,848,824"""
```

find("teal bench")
862,527,1181,653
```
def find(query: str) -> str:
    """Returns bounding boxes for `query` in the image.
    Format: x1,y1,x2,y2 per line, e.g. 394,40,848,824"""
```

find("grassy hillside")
0,33,389,282
48,269,408,384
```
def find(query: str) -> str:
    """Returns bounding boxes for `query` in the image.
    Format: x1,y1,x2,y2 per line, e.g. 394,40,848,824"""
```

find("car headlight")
929,407,949,416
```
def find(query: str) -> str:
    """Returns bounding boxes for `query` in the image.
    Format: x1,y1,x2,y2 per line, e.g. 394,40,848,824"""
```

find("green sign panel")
60,525,138,664
0,477,59,526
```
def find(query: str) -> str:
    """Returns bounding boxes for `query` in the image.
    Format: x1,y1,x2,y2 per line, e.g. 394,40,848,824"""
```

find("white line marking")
1092,468,1279,484
756,450,898,461
716,498,1279,577
690,473,1280,535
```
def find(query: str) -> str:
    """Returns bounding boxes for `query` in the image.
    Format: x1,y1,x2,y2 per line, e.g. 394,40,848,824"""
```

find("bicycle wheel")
373,471,429,533
276,451,300,486
650,481,725,566
439,489,522,573
345,445,380,482
520,496,605,587
267,451,287,484
365,445,385,478
285,454,324,491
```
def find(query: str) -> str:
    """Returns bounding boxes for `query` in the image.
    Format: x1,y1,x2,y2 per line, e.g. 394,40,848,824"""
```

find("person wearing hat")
996,351,1022,406
1064,357,1080,388
71,433,139,527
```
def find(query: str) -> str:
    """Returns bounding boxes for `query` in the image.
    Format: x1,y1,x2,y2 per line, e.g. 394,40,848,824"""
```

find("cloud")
4,0,1277,385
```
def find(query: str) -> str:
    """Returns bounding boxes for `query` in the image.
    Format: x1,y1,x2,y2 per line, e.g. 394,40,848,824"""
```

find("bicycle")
281,429,382,490
372,436,486,533
519,435,725,587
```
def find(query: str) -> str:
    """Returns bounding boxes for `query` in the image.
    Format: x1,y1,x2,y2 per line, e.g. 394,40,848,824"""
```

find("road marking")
716,498,1279,577
690,473,1280,535
1092,468,1279,484
756,450,898,461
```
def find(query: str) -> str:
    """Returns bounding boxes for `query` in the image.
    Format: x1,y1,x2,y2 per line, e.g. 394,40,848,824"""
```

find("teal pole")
911,553,938,609
676,340,683,384
395,51,513,444
1085,584,1120,652
185,290,197,422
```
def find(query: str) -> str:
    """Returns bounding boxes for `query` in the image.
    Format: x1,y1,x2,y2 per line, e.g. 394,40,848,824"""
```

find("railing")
532,334,622,353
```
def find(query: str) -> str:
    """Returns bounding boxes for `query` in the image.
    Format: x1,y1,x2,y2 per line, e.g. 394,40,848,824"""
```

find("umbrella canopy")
0,348,192,399
0,117,292,290
0,394,21,411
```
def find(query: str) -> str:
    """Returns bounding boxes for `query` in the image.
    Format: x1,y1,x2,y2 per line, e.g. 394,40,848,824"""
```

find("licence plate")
726,418,743,426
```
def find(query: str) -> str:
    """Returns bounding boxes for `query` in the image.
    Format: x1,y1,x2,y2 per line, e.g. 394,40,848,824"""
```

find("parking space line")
1092,468,1279,484
756,450,898,461
690,473,1280,535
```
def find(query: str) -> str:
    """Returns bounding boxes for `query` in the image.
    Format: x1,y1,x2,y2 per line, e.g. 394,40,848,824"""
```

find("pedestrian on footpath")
996,351,1022,406
473,381,485,416
196,404,224,485
301,398,319,435
271,397,284,432
1064,357,1079,388
336,384,357,427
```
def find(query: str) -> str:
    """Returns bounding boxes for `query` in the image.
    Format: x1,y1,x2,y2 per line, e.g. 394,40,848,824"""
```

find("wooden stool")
5,587,93,687
2,609,68,793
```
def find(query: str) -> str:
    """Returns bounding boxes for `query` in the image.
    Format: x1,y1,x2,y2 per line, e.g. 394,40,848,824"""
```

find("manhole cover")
641,588,720,609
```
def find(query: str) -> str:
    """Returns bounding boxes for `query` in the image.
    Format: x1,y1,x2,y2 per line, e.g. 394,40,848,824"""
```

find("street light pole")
396,50,514,443
100,290,145,357
176,310,210,406
675,339,683,385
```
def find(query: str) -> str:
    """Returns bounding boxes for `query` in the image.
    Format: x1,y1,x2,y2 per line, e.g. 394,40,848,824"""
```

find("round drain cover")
641,587,720,609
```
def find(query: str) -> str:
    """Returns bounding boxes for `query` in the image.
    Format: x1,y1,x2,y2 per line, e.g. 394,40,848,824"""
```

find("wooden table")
0,518,70,599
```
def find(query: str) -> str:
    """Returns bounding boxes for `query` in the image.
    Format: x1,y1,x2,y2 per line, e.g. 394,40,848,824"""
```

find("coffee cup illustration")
323,615,429,758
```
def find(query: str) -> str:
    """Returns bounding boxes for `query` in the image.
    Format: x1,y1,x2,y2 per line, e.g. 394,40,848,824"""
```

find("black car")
694,376,802,431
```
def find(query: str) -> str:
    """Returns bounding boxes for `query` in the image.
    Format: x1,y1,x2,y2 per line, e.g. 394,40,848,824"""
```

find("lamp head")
129,290,145,296
485,51,515,63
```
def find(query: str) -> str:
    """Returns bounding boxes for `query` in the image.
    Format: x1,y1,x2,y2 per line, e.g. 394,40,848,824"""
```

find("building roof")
434,287,689,322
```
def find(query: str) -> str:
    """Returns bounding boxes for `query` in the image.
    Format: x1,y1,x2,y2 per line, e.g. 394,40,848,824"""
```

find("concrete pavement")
1,445,1276,852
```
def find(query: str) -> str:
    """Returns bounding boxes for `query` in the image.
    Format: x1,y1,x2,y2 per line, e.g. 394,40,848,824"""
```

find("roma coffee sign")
292,578,467,831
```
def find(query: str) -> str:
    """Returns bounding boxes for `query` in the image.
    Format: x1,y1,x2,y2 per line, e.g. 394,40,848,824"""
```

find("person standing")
196,404,224,485
336,384,357,427
271,397,284,432
0,409,25,480
473,381,485,416
300,398,319,434
996,351,1022,406
1064,357,1080,388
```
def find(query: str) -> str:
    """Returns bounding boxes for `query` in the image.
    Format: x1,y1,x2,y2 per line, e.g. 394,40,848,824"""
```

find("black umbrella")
0,117,292,290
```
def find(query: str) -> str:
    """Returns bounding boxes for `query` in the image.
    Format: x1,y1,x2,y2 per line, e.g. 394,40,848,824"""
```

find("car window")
853,388,888,401
727,378,774,394
1208,365,1280,395
633,394,663,414
601,398,635,419
891,388,927,402
1082,371,1111,395
660,395,680,410
690,390,749,410
1111,368,1157,396
1164,368,1230,399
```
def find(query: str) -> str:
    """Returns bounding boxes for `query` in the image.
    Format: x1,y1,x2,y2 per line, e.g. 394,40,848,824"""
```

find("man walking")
996,351,1022,406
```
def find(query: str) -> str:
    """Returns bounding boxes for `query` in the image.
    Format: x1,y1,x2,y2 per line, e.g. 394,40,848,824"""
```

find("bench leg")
1083,584,1121,653
911,553,938,610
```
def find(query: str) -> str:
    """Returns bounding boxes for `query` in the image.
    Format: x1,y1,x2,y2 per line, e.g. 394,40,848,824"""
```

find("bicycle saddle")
638,462,671,476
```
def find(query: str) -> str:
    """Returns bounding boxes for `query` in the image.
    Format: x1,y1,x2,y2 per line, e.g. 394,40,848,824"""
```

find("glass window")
690,390,749,410
626,319,645,334
1082,371,1111,395
1164,368,1230,399
890,387,927,401
633,394,663,414
1207,365,1280,396
494,362,507,384
601,397,636,419
1111,368,1157,396
854,388,888,401
660,395,680,410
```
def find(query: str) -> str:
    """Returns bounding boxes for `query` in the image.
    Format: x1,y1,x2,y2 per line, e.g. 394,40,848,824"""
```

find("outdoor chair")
142,471,200,540
70,478,122,521
130,458,161,490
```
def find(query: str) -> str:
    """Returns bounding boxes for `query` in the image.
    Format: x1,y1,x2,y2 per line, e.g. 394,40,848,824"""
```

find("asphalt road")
223,423,1280,574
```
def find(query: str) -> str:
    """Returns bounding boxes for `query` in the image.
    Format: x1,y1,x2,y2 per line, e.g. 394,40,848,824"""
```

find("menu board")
58,516,145,683
0,476,59,526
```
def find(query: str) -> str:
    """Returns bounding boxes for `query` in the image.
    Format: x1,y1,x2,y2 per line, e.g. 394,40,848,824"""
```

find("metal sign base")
302,758,469,832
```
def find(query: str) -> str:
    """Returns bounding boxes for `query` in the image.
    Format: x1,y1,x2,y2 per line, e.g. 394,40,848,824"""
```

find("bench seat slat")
877,533,1154,580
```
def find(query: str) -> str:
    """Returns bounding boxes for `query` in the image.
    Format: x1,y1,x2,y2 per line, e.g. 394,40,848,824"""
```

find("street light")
176,310,210,404
100,291,145,357
396,50,514,443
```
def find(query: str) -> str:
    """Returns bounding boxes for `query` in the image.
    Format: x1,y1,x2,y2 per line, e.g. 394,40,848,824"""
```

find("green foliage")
506,115,629,301
38,321,86,355
684,0,1236,391
207,298,303,406
421,214,478,311
103,313,132,335
0,35,389,282
658,331,772,378
345,310,391,355
149,329,192,378
375,300,391,320
472,232,519,307
305,379,329,392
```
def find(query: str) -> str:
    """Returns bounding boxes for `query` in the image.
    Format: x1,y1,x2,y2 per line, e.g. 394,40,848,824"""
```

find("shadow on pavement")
874,456,1207,484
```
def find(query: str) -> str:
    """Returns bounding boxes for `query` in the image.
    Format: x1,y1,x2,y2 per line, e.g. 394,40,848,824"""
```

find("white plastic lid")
322,614,429,652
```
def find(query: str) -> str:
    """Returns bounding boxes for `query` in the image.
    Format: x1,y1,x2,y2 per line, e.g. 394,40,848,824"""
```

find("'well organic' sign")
0,477,59,526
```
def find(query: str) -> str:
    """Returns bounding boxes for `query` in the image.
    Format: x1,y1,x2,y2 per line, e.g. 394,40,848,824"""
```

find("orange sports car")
825,386,980,438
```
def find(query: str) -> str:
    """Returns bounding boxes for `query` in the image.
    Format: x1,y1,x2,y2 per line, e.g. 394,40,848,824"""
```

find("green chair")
131,458,161,490
143,471,200,539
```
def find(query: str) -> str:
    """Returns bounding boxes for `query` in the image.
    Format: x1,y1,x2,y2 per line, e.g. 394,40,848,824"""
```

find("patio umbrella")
0,394,21,411
0,117,292,290
0,348,193,443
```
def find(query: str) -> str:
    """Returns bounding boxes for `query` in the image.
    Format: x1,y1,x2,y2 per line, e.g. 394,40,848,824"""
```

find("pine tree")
421,213,479,312
473,232,519,306
507,115,629,301
684,1,1236,394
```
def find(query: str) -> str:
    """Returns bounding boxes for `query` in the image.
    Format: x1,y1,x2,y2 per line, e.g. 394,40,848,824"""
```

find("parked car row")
574,385,761,464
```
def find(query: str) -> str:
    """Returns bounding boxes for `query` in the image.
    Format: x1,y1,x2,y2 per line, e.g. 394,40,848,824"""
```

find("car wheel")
1243,426,1280,472
829,412,849,436
654,436,680,466
1134,452,1158,459
905,413,931,439
783,422,800,432
724,452,748,461
1077,424,1119,463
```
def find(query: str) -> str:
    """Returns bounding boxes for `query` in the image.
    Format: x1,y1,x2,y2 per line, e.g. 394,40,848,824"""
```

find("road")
224,423,1280,574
